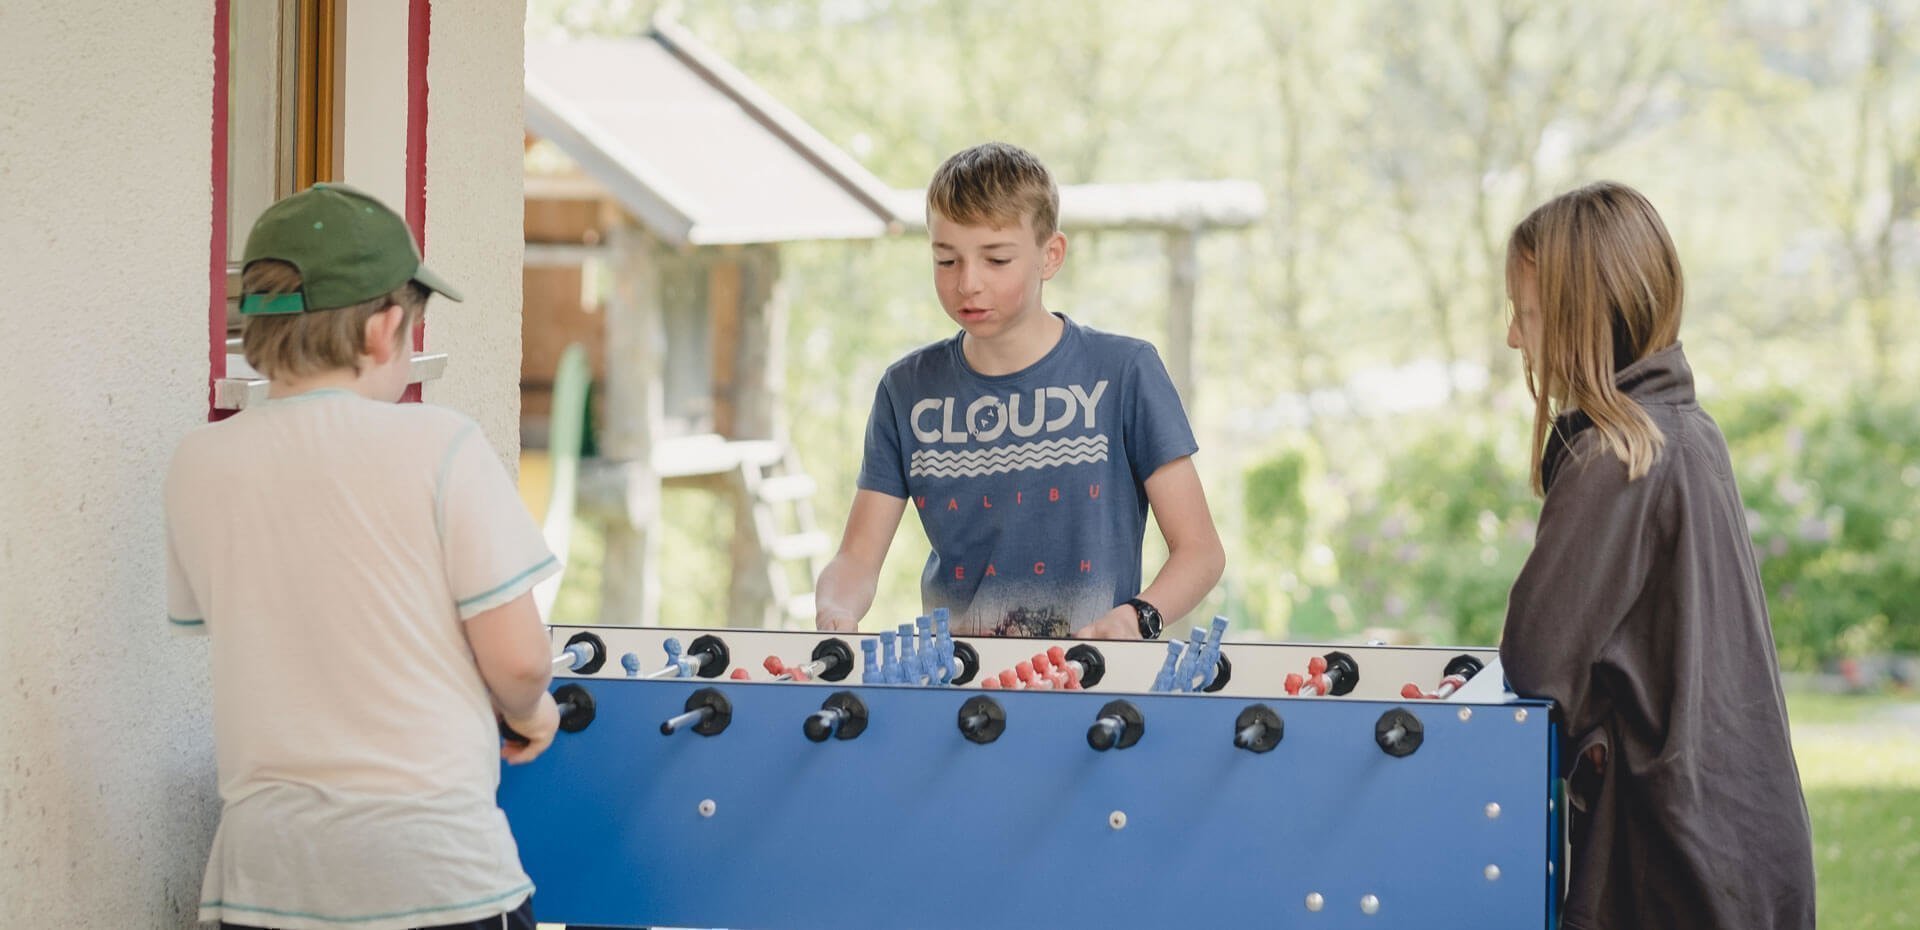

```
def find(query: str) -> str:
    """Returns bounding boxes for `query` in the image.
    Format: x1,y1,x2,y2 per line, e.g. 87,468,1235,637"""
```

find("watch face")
1133,600,1161,638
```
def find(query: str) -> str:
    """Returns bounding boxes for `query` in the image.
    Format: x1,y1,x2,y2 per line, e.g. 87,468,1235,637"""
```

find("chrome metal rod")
660,707,709,735
1235,722,1265,748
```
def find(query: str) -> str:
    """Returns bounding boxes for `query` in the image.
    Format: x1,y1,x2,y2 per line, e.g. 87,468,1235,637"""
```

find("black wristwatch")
1127,597,1164,639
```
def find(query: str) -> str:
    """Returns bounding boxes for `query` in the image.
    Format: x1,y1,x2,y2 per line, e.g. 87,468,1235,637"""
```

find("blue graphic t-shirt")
858,315,1198,637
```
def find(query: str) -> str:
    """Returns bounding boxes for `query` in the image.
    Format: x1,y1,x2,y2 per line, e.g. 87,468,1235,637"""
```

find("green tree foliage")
1724,390,1920,665
1239,412,1537,646
1236,390,1920,665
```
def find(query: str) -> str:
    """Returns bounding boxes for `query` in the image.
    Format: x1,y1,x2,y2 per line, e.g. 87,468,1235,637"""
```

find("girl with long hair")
1500,181,1816,929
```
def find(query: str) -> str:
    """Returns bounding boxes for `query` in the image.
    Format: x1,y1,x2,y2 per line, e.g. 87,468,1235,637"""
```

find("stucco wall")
0,3,528,924
0,3,223,923
422,3,529,461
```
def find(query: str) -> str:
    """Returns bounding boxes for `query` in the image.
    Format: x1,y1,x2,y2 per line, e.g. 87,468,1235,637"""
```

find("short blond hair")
926,142,1059,243
1507,181,1685,494
240,260,428,380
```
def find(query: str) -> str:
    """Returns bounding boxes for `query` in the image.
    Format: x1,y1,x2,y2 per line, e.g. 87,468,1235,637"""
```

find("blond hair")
1507,181,1685,495
926,142,1060,242
240,260,428,380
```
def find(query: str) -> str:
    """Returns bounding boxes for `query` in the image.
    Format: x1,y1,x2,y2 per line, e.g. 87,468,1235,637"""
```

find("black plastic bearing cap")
1087,699,1145,752
1445,653,1486,681
957,695,1006,745
563,631,608,675
1324,651,1360,696
1064,644,1106,689
673,687,731,737
1233,703,1283,753
950,640,981,686
1375,707,1424,757
687,634,731,679
554,684,597,732
811,638,855,682
1202,651,1233,693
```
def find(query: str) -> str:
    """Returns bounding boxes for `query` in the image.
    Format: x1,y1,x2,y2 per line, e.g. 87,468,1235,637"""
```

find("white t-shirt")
164,388,559,930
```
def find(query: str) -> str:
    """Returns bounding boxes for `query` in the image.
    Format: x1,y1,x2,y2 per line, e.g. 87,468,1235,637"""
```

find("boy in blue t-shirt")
816,143,1225,639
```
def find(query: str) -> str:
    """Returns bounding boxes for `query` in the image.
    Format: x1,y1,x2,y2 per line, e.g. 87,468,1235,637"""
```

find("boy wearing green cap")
164,184,555,930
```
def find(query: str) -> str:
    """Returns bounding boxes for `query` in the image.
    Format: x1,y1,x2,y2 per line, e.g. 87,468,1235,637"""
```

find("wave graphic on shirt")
909,436,1110,479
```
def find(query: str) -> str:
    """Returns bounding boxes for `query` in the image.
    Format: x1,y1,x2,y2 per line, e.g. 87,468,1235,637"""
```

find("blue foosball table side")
499,629,1563,930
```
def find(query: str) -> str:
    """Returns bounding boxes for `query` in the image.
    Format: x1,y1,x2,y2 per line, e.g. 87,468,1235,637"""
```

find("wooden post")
1166,227,1198,407
725,245,785,627
599,222,664,627
732,245,785,443
709,253,742,437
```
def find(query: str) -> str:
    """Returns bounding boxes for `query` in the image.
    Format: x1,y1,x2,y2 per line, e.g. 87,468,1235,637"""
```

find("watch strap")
1126,597,1163,639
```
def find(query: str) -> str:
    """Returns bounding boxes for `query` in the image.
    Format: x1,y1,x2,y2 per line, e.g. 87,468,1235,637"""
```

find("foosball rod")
638,635,731,680
660,707,709,733
551,641,594,671
659,688,732,737
548,632,606,674
770,638,856,682
1399,654,1487,700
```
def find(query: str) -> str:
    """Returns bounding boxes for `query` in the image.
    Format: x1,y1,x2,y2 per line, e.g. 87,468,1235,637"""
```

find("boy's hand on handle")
817,608,858,632
1074,606,1144,640
498,691,560,765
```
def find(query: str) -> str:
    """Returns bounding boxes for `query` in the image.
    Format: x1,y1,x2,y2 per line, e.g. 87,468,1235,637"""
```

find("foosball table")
497,616,1563,929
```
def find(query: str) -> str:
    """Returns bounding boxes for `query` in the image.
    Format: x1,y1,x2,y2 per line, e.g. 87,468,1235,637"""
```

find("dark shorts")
221,895,535,930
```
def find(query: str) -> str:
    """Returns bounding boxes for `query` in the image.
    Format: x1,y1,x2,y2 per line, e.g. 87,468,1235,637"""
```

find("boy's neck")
962,308,1065,376
266,367,383,402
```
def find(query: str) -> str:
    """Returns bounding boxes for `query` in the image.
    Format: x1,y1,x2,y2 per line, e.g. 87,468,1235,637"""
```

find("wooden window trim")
223,0,343,325
294,0,343,191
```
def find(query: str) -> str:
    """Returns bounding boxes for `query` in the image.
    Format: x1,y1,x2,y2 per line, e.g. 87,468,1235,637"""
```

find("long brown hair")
1507,181,1684,494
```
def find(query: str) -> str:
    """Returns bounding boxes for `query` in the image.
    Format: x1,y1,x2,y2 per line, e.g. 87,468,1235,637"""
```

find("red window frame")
208,0,433,419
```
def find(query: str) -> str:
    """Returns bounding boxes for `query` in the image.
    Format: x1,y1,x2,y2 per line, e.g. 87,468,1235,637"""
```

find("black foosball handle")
500,683,597,745
804,691,869,742
1086,699,1144,752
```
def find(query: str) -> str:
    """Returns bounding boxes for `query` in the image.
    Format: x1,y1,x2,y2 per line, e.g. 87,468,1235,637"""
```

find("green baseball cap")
239,182,462,315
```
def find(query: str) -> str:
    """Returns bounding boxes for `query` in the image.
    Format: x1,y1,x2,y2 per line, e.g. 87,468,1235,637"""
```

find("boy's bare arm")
814,489,908,631
464,592,558,762
1076,456,1226,639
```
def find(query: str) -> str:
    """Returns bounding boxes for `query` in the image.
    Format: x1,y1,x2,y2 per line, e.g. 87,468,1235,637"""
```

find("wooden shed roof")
527,17,1265,247
525,19,902,247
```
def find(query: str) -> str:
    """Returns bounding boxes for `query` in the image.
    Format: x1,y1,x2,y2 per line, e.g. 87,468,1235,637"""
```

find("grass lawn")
1789,691,1920,930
